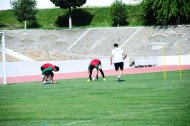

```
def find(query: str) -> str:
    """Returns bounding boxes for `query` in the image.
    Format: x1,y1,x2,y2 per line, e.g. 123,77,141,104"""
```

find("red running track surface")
0,65,190,84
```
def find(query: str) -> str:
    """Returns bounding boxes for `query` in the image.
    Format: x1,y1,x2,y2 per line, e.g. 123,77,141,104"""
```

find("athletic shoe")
87,79,91,82
118,78,121,82
43,81,47,84
117,78,121,82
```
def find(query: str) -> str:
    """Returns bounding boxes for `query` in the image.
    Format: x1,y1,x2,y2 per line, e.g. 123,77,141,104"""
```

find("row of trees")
11,0,37,29
111,0,190,26
142,0,190,25
11,0,86,29
11,0,190,29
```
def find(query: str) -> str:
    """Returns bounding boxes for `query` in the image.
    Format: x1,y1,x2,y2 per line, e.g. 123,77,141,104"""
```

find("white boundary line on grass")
63,104,188,126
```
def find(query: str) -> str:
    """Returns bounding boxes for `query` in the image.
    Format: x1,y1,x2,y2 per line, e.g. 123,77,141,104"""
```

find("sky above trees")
0,0,142,10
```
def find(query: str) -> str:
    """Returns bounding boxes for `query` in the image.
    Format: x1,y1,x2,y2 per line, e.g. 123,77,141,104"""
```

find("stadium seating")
1,25,190,61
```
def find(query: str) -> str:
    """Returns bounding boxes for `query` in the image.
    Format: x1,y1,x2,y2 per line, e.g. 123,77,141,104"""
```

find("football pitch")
0,70,190,126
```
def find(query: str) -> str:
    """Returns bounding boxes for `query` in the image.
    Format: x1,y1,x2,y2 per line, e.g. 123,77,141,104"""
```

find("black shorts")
89,65,97,71
114,62,124,71
44,70,54,77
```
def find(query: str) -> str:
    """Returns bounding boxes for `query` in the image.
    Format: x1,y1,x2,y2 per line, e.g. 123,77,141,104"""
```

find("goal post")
0,32,7,84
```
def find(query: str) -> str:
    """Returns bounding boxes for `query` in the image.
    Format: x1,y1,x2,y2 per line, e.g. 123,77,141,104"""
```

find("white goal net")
0,32,6,84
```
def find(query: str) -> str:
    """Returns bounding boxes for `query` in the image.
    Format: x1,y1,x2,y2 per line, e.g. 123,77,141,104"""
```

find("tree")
50,0,86,29
110,0,127,27
142,0,190,26
11,0,37,29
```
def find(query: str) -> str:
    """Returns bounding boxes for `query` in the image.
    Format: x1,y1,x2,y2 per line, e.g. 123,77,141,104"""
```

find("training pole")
162,47,166,80
178,46,182,79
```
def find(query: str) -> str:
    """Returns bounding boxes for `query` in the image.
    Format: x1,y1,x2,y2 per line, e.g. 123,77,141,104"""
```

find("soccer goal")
0,32,6,84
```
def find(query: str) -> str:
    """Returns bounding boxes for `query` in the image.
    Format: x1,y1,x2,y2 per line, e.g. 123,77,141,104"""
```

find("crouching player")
88,59,106,81
41,63,59,84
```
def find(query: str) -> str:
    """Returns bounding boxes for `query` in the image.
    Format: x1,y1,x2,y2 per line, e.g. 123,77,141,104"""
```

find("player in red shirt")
40,63,59,84
41,63,57,71
88,59,106,81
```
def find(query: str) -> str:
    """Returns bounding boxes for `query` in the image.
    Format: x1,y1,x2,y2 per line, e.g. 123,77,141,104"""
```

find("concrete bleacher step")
1,26,190,61
0,48,35,61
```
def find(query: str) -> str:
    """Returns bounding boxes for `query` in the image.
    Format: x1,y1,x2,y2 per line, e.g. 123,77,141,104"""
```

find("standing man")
88,59,106,81
110,43,127,82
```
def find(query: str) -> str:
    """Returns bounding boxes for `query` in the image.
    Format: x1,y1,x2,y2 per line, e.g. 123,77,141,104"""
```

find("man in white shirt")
110,43,127,82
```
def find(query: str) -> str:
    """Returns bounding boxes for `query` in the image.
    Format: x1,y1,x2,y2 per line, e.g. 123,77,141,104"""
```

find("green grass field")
0,70,190,126
0,6,144,29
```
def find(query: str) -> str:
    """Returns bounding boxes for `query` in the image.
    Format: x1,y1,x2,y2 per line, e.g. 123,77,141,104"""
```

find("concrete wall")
133,55,190,66
1,55,190,78
0,58,130,77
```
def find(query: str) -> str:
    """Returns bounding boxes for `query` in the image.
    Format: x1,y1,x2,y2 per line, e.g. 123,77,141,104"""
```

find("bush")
110,0,127,26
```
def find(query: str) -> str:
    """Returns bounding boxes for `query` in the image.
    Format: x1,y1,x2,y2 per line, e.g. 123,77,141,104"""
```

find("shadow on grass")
55,9,94,27
0,23,7,28
114,79,126,82
111,20,129,27
28,19,41,28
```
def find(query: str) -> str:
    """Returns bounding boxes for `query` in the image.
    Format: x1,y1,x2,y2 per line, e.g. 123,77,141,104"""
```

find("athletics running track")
0,65,190,84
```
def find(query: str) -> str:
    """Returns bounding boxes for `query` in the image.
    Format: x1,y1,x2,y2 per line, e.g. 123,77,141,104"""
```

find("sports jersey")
42,67,53,74
111,47,124,63
90,59,101,67
41,63,55,69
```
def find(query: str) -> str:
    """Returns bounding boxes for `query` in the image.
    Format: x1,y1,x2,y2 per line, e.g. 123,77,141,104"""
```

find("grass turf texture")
0,70,190,126
0,6,143,29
